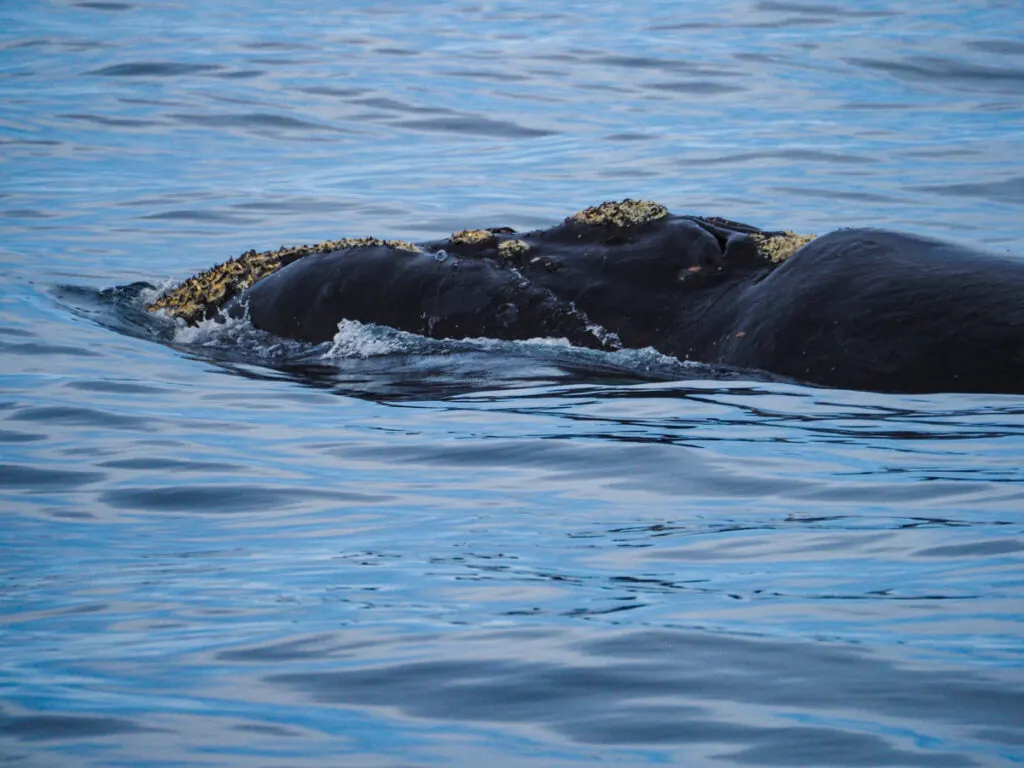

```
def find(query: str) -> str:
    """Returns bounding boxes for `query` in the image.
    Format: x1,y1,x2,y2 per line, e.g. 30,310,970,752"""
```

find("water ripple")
1,1,1023,766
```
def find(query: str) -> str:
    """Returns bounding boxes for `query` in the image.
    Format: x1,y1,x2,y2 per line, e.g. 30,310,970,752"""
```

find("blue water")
2,1,1023,766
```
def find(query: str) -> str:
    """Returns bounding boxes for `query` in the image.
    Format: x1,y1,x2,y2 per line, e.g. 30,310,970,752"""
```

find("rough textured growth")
497,239,531,261
568,199,668,228
751,231,817,263
148,247,281,325
450,229,495,246
324,237,420,253
149,237,419,324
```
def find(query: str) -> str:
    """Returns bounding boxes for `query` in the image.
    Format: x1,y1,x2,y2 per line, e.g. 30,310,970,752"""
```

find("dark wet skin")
237,215,1024,395
710,229,1024,394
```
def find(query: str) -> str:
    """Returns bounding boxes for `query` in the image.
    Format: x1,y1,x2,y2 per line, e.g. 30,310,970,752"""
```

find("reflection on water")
2,0,1023,766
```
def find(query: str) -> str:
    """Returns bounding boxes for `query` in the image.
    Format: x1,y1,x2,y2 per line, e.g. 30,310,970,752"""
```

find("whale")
148,200,1024,395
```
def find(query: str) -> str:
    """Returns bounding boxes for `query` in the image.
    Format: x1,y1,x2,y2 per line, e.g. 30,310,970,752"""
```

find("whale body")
148,201,1024,395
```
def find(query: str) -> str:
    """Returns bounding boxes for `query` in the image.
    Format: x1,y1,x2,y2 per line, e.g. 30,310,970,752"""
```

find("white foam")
138,278,178,307
324,319,424,358
171,309,252,347
586,322,622,350
603,345,700,372
322,319,584,360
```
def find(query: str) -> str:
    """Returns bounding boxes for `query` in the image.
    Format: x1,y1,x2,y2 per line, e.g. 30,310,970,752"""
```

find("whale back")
712,229,1024,394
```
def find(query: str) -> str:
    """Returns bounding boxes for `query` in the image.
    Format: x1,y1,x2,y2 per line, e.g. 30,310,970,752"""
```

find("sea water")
2,2,1023,766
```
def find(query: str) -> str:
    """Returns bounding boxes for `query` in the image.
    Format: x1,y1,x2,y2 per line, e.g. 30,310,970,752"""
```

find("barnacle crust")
148,237,419,323
750,231,817,263
568,199,668,228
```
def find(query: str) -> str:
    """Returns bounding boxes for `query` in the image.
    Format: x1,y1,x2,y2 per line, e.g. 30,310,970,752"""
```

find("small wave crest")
322,318,697,379
324,319,432,358
164,301,312,361
171,306,250,347
323,319,587,360
138,278,176,308
135,289,705,385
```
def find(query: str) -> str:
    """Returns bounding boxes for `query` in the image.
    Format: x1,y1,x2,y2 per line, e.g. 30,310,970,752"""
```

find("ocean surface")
2,1,1023,766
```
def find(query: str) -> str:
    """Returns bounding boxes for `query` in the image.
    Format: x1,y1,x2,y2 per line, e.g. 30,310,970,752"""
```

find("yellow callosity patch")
450,229,495,246
147,237,420,323
750,231,817,263
497,239,531,261
568,199,668,228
